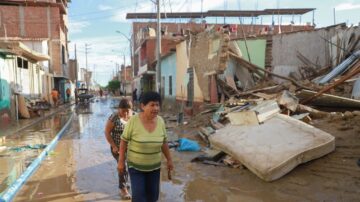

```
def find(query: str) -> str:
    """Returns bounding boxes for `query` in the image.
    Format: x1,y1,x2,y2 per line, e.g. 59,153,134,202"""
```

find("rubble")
171,24,360,182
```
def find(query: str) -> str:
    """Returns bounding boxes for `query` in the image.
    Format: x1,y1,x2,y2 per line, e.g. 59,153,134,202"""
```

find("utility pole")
85,43,91,88
156,0,162,93
333,8,336,25
74,43,78,104
123,53,126,95
115,30,134,94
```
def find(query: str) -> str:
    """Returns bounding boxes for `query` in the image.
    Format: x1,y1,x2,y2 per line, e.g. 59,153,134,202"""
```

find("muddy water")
10,98,360,202
0,109,72,195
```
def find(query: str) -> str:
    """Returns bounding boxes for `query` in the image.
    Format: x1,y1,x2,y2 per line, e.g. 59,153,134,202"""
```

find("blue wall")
160,53,177,99
0,56,12,129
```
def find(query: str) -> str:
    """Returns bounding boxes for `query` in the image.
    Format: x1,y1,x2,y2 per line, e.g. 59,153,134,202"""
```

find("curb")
0,112,74,202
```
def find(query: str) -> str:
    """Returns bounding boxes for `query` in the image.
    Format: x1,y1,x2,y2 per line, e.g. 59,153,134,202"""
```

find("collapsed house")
178,23,360,181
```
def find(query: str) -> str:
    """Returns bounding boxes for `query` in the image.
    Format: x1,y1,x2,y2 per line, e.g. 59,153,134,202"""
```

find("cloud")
99,4,112,11
335,3,360,11
68,21,91,34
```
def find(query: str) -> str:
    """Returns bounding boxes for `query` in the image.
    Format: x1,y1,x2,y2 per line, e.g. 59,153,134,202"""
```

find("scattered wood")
297,104,329,119
210,120,225,130
301,60,360,104
229,52,314,91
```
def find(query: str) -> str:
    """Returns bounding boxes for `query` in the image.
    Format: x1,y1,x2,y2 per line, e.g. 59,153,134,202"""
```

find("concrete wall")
175,41,188,101
236,39,266,68
176,41,204,103
22,40,50,72
271,25,342,83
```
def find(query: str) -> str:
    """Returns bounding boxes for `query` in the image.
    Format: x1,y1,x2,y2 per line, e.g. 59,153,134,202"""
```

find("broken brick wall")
271,24,345,83
189,29,230,101
175,41,204,103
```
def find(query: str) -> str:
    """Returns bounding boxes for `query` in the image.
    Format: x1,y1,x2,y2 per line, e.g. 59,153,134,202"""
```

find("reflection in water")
0,110,71,195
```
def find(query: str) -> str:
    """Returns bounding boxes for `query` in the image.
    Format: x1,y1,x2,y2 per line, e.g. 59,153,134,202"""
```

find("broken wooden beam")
301,60,360,104
228,52,313,91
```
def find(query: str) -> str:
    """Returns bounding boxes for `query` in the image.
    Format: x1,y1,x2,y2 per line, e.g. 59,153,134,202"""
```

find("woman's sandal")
120,189,131,200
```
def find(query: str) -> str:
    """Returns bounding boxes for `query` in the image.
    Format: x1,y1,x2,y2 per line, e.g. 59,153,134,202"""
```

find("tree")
107,80,120,94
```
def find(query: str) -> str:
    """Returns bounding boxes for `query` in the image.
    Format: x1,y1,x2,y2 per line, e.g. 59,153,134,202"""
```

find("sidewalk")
1,102,75,136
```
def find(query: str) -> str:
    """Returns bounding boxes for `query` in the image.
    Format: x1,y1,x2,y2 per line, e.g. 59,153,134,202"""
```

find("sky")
68,0,360,86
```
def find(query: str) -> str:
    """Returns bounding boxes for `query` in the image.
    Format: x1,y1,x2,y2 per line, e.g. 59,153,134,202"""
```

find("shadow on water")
0,109,72,195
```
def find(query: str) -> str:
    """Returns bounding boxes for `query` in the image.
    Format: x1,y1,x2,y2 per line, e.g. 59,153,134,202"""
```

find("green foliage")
107,80,120,93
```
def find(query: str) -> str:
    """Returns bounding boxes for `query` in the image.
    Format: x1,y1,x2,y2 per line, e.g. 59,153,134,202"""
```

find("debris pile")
178,25,360,181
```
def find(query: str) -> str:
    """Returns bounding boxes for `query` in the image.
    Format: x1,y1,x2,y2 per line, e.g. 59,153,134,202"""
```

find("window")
62,45,66,64
17,57,28,69
23,60,28,69
169,75,172,95
161,76,165,97
17,57,22,68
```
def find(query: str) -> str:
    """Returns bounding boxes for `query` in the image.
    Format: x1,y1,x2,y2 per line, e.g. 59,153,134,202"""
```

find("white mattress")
210,114,335,181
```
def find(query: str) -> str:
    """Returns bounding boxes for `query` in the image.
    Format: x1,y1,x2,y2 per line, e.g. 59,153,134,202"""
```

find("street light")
116,30,133,95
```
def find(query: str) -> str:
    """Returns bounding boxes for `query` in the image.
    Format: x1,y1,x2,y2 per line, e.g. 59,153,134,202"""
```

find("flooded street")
0,110,72,196
6,98,359,202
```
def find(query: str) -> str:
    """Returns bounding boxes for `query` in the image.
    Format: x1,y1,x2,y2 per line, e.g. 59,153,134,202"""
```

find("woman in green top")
118,91,174,202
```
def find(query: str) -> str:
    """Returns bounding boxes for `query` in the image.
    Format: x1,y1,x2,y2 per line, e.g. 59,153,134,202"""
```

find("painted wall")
236,39,266,68
160,52,177,99
176,41,204,102
0,56,12,128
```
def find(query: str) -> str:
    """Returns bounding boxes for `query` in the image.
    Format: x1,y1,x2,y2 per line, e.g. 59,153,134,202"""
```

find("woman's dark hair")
140,91,161,105
118,98,132,109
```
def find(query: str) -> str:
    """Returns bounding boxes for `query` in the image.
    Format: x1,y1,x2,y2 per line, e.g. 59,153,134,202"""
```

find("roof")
0,41,50,61
126,8,315,19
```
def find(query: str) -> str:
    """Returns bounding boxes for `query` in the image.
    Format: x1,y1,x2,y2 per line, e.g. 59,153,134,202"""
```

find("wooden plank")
297,89,360,108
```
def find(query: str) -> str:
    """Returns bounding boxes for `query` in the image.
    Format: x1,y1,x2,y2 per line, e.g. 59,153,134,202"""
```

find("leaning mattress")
210,114,335,181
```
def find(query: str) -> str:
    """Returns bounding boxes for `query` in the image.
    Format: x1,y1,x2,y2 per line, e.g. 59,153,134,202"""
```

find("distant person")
138,88,143,103
132,88,137,109
51,88,59,107
99,88,103,97
105,99,133,200
118,91,174,202
66,87,71,103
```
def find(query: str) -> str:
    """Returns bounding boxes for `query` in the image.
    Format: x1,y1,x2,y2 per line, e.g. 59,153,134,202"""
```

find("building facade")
0,0,71,102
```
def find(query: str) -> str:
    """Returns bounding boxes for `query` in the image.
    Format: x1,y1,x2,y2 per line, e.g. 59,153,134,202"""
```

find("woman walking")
118,91,174,202
105,98,132,200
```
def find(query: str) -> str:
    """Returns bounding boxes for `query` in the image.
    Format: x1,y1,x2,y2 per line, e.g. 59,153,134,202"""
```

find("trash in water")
9,144,47,152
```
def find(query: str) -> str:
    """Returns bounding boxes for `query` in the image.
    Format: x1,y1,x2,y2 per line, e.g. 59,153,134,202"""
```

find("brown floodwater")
8,97,360,201
0,109,71,197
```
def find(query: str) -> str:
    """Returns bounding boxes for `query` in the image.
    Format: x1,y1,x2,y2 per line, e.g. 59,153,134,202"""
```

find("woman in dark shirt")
105,98,132,200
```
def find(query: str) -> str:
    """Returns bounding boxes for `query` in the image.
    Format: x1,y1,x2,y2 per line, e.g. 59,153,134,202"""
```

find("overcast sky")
68,0,360,86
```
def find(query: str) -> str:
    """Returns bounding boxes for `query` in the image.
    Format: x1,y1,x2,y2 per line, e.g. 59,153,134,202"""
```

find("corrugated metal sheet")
318,50,360,84
351,78,360,100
